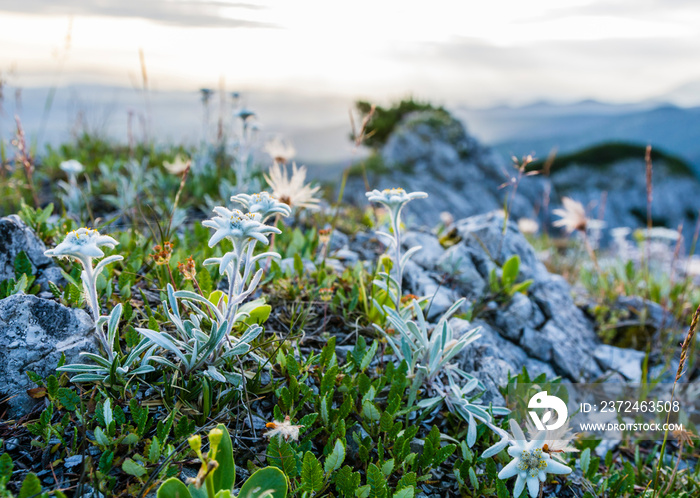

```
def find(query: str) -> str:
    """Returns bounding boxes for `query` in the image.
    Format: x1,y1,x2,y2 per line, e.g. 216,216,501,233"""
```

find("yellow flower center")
518,448,547,478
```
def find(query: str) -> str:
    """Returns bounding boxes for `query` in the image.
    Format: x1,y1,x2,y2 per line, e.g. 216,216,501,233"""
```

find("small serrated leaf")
324,439,345,474
301,452,324,493
57,388,80,411
18,472,42,498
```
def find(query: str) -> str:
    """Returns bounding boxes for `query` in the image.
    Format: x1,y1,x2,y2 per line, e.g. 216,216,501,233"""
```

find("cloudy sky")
1,0,699,106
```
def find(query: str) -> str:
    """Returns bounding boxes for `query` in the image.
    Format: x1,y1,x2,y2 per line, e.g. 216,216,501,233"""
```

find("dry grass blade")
675,303,700,382
653,302,700,496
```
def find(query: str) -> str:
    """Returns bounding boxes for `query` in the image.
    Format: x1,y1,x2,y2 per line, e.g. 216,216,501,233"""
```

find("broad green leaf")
324,439,345,474
210,424,235,492
122,458,146,478
300,452,324,493
157,478,192,498
239,467,288,498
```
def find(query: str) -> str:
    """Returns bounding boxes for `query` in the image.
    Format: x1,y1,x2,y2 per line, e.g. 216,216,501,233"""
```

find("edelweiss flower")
45,228,119,264
366,188,428,219
230,192,292,220
163,155,190,175
263,416,303,442
264,136,296,164
60,159,84,176
552,197,588,233
496,420,572,498
264,162,320,210
202,207,280,249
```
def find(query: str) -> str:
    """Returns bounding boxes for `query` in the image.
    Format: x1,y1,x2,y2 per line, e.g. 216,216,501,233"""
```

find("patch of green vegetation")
42,133,190,176
355,98,449,149
529,142,695,178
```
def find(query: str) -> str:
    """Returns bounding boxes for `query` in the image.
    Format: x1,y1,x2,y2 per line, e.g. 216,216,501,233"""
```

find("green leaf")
496,479,509,498
360,340,378,372
286,354,300,377
393,488,414,498
57,388,80,411
210,424,235,492
293,253,304,277
324,439,345,474
362,401,381,421
580,447,591,475
501,255,520,288
335,466,361,498
14,251,33,278
301,452,324,493
367,464,387,498
267,437,298,478
244,304,271,326
149,436,161,464
381,459,394,477
93,427,110,447
239,467,288,498
46,375,59,398
122,458,147,478
320,365,338,396
157,478,192,498
468,467,478,491
0,453,14,481
99,451,114,474
18,472,42,498
355,485,370,498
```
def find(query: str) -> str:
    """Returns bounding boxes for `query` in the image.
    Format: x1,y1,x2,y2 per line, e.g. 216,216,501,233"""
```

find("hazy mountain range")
2,83,700,178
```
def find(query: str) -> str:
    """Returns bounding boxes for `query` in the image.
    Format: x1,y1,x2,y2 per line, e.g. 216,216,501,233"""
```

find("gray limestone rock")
0,215,65,290
593,344,646,382
0,294,96,417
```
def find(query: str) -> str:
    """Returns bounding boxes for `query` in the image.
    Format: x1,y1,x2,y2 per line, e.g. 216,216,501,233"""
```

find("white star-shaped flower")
202,207,280,250
45,228,119,263
496,420,572,498
365,188,427,218
230,192,291,221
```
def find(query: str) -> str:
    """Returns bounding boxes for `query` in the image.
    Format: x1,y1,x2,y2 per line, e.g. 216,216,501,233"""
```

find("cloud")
0,0,277,29
382,35,700,103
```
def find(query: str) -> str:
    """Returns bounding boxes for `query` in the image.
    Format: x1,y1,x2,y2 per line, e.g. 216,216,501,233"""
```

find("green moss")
529,142,695,178
355,98,448,149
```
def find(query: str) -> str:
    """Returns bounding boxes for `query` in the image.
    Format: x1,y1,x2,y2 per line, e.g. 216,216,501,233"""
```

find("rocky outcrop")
344,109,700,246
345,110,545,226
390,212,647,402
0,215,64,290
0,294,96,418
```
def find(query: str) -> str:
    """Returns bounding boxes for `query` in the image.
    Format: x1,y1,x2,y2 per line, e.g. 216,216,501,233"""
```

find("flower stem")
82,261,114,361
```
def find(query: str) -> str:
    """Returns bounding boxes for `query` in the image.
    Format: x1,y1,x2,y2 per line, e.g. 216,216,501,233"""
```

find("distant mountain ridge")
2,83,700,176
455,101,700,176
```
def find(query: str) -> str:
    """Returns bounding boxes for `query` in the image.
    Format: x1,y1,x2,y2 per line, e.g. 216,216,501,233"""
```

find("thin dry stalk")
12,116,39,207
675,304,699,383
167,161,191,237
645,145,653,269
654,303,700,495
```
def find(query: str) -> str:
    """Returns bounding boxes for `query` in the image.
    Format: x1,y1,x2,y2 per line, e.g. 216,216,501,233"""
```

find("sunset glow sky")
2,0,700,105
